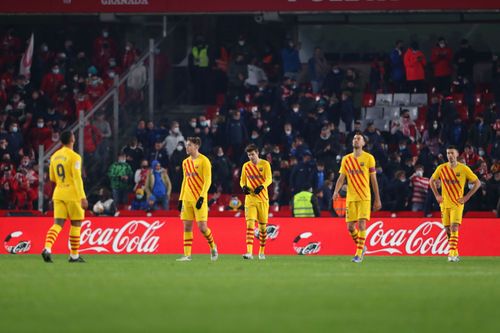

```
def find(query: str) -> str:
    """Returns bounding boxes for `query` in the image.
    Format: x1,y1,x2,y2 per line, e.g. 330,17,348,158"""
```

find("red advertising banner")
1,217,498,256
0,0,498,14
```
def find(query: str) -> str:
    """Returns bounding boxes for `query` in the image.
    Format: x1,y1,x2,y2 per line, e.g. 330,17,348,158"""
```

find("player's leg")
244,204,257,259
356,219,367,257
42,200,67,262
178,201,195,261
448,206,463,261
440,207,453,260
257,202,269,259
197,221,218,261
67,200,86,262
346,201,359,246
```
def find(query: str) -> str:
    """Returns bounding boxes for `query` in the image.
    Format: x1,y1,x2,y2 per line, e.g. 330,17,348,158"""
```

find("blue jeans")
149,194,169,210
112,188,129,205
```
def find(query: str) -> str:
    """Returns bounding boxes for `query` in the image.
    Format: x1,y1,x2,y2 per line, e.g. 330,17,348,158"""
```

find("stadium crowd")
0,27,499,215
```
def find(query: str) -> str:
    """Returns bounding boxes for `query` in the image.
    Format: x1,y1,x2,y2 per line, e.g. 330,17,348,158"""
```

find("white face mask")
190,122,196,128
136,195,143,200
439,42,445,48
172,127,179,134
176,145,183,151
416,170,423,177
285,130,292,135
238,40,245,46
231,199,239,206
37,122,44,128
292,107,299,113
52,69,59,74
102,31,109,38
119,158,126,163
251,134,258,139
11,127,18,133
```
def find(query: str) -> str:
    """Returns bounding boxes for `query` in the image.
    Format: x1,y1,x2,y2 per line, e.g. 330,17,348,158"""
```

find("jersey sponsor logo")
293,231,321,255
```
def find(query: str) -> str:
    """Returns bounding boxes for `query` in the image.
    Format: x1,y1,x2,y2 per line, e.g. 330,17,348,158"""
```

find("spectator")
313,126,338,172
232,34,252,63
41,65,64,99
387,170,411,214
189,35,211,104
390,40,405,91
469,115,492,150
461,144,480,167
443,117,467,151
404,41,426,93
281,39,301,80
226,195,243,211
93,28,117,71
290,151,315,195
409,165,430,212
454,38,475,80
225,110,247,162
134,159,149,191
163,121,185,158
130,188,149,211
145,160,172,211
29,117,52,151
323,64,343,96
123,137,144,171
212,146,232,193
308,47,330,93
122,41,138,69
107,152,133,206
93,113,112,164
431,37,453,93
313,161,326,191
148,140,169,169
227,53,247,99
92,187,117,216
245,58,267,87
340,91,354,133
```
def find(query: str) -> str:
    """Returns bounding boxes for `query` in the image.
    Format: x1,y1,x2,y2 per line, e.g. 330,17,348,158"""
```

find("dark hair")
245,144,259,153
353,131,367,143
60,131,73,145
447,145,459,152
187,136,201,147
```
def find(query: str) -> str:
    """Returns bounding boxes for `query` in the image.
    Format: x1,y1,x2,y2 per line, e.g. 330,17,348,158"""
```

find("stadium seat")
365,107,384,120
375,93,393,106
410,93,428,106
393,93,410,106
383,106,401,120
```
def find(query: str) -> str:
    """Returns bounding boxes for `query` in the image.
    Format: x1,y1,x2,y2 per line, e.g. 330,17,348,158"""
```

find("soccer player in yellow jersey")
429,146,480,262
240,144,272,260
177,137,218,261
42,131,88,263
333,133,381,263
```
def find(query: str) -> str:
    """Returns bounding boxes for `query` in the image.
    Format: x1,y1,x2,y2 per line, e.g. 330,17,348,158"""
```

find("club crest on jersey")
360,162,365,166
456,173,460,177
259,167,263,172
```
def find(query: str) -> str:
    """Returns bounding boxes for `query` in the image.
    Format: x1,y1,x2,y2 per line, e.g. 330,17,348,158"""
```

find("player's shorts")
440,205,464,226
245,201,269,224
53,199,85,221
180,200,208,222
345,200,371,223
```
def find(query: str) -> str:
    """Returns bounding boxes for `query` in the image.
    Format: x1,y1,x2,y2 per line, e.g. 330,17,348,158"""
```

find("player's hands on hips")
81,198,88,209
196,197,204,209
177,200,183,212
436,195,443,204
457,196,467,204
254,185,264,195
373,198,382,211
242,185,251,195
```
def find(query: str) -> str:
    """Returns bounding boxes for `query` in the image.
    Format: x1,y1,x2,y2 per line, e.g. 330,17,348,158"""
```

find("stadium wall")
1,217,498,256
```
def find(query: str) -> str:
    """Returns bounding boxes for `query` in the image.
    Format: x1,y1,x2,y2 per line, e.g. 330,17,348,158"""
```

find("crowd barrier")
1,217,498,256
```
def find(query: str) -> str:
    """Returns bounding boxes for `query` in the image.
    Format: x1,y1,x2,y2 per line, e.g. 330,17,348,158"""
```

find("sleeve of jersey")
339,157,346,175
72,155,86,200
49,159,55,182
200,158,211,198
431,165,441,180
465,165,479,182
263,162,272,187
240,163,247,188
179,161,186,200
368,155,376,174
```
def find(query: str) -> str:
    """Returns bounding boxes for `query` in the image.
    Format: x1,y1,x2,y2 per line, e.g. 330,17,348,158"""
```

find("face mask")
200,121,208,127
400,178,406,182
333,69,340,74
52,69,59,74
119,158,126,163
251,134,258,139
439,43,445,48
190,122,196,128
102,31,109,38
136,195,143,200
108,72,115,78
172,127,179,134
478,150,485,157
285,130,292,135
433,124,438,130
37,123,44,128
48,109,55,115
292,107,299,113
416,170,423,177
258,87,264,91
231,199,239,206
176,145,183,151
11,127,18,133
217,152,223,157
399,145,406,150
125,46,131,51
52,136,59,141
238,40,245,46
42,45,48,52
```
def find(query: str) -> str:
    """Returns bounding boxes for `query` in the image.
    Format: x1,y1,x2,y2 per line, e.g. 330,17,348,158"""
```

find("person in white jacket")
162,121,185,157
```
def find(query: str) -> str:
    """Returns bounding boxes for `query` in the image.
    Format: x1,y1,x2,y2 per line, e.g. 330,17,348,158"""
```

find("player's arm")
240,164,251,195
49,160,55,183
178,161,186,211
458,167,481,204
200,158,211,199
262,162,272,187
369,173,382,211
429,166,443,204
72,155,88,209
333,173,346,201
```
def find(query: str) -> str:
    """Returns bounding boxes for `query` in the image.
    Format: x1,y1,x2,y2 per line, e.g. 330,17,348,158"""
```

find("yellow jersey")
240,159,272,204
339,151,376,202
179,153,211,202
49,146,86,201
431,162,478,208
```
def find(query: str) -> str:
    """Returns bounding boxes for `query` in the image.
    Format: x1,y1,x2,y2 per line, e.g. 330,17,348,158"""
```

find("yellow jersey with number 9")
49,146,86,201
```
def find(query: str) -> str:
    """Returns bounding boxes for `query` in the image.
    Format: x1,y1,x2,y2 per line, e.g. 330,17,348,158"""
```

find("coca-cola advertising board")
0,0,497,14
0,217,498,256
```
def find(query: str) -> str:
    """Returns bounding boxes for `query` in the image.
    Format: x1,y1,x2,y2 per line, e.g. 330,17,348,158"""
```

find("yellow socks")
202,228,215,250
258,222,267,255
44,224,62,251
183,231,193,257
69,226,81,258
350,229,359,245
246,221,255,254
449,231,459,257
355,230,366,256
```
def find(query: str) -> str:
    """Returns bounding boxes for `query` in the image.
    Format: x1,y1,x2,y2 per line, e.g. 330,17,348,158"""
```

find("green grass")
0,255,499,333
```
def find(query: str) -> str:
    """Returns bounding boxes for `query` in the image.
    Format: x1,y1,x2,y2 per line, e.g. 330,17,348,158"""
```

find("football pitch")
1,255,498,333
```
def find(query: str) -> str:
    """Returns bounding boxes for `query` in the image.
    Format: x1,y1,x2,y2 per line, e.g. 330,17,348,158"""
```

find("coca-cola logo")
4,231,31,254
101,0,149,5
254,224,280,240
79,220,165,253
293,232,321,255
366,221,449,255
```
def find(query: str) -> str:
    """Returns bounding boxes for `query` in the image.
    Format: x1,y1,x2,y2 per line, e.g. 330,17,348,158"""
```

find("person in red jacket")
85,75,106,103
122,41,138,69
431,37,453,93
75,93,93,117
404,41,426,93
93,28,117,72
29,117,52,151
41,65,65,99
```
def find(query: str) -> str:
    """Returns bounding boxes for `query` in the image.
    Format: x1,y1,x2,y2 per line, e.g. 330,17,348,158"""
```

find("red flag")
19,33,34,78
